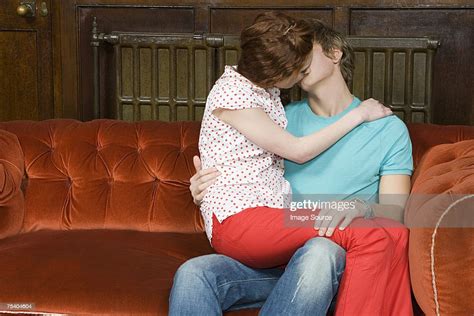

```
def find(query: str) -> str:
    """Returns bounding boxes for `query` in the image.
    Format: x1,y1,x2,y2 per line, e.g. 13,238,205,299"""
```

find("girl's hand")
356,98,393,122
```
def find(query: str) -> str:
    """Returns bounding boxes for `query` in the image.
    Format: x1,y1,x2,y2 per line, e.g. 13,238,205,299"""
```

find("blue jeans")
169,237,346,316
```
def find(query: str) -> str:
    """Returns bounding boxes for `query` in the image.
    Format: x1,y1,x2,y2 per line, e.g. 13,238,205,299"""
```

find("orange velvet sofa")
0,119,472,315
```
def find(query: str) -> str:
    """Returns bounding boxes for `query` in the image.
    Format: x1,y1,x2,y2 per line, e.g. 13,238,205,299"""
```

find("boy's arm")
373,174,411,223
372,117,413,224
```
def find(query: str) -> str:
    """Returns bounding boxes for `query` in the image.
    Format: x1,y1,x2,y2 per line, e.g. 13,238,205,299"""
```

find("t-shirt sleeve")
208,82,263,112
379,118,414,176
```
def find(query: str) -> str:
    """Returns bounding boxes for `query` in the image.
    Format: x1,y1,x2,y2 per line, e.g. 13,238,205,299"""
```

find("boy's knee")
390,226,409,251
374,218,410,247
303,237,346,257
174,256,218,286
295,238,346,271
349,225,396,252
286,238,346,298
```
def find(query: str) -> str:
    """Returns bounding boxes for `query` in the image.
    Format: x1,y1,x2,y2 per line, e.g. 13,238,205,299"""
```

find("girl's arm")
214,98,392,164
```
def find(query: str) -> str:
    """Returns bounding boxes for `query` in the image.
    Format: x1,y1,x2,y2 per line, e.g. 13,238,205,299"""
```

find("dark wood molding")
73,0,473,7
52,0,63,118
58,0,79,119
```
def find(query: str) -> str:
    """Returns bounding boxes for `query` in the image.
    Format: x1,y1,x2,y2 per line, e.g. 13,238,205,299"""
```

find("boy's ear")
332,49,343,64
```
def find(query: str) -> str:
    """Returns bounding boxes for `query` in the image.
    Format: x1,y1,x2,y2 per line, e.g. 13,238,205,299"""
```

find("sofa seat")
0,229,213,315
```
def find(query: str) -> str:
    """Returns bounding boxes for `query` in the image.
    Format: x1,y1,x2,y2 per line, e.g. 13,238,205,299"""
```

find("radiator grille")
92,25,439,123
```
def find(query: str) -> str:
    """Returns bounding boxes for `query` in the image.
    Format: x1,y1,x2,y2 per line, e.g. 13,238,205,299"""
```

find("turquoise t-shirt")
284,97,413,202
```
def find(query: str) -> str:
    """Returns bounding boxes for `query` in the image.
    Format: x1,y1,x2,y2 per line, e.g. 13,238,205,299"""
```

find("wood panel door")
0,0,53,121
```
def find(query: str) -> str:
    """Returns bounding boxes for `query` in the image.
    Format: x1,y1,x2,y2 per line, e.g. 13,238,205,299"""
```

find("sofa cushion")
0,229,213,315
405,139,474,315
0,120,204,235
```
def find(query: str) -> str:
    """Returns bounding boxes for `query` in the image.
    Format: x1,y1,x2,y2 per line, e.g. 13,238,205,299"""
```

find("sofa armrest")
405,139,474,315
407,123,474,169
0,162,22,204
0,131,24,204
0,129,25,239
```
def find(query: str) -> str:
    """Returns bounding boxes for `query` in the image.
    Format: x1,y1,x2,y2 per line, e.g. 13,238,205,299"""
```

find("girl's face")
299,43,342,91
274,54,313,89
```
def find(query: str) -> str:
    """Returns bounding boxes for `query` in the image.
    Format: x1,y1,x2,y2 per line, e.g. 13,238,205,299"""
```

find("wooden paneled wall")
52,1,473,125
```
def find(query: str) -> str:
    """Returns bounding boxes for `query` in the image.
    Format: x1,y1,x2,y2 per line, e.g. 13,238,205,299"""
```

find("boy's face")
299,43,341,92
274,54,312,89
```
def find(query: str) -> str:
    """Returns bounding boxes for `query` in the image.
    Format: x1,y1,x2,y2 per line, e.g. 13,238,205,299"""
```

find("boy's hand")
313,200,367,236
189,156,221,206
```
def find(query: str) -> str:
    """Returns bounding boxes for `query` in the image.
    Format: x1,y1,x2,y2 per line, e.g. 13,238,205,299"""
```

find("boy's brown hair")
237,12,314,88
308,19,354,83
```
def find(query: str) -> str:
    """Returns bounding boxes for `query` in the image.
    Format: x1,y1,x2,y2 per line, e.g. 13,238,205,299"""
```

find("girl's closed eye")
301,66,311,75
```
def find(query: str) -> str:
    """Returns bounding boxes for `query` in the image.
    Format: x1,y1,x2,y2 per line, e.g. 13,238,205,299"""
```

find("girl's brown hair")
237,12,314,88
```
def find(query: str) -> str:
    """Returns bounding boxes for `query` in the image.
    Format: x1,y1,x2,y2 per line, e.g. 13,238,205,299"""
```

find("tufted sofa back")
407,123,474,171
0,119,204,236
1,120,473,240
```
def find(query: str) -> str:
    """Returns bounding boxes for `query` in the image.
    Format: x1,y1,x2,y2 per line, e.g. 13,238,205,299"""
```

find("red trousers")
211,206,413,316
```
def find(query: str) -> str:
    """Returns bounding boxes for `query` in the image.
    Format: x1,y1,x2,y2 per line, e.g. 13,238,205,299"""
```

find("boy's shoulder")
362,109,407,132
363,114,411,150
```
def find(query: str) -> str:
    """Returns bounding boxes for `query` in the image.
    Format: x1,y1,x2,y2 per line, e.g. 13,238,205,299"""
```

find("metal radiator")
91,18,439,123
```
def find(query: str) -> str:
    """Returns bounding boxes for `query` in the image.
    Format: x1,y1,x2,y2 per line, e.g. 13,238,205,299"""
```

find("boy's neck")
306,74,354,118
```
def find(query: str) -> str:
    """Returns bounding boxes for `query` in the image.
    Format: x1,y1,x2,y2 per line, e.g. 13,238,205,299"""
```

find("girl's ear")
332,49,343,64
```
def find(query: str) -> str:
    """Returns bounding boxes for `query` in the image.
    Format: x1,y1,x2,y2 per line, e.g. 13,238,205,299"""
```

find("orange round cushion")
405,140,474,315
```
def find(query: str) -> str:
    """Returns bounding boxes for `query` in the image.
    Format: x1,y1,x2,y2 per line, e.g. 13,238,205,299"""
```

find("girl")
199,12,408,316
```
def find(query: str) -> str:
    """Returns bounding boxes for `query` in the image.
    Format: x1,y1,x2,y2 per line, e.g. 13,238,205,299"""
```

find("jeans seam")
217,277,281,289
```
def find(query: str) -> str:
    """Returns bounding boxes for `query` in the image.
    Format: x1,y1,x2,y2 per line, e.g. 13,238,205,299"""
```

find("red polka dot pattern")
199,66,292,242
